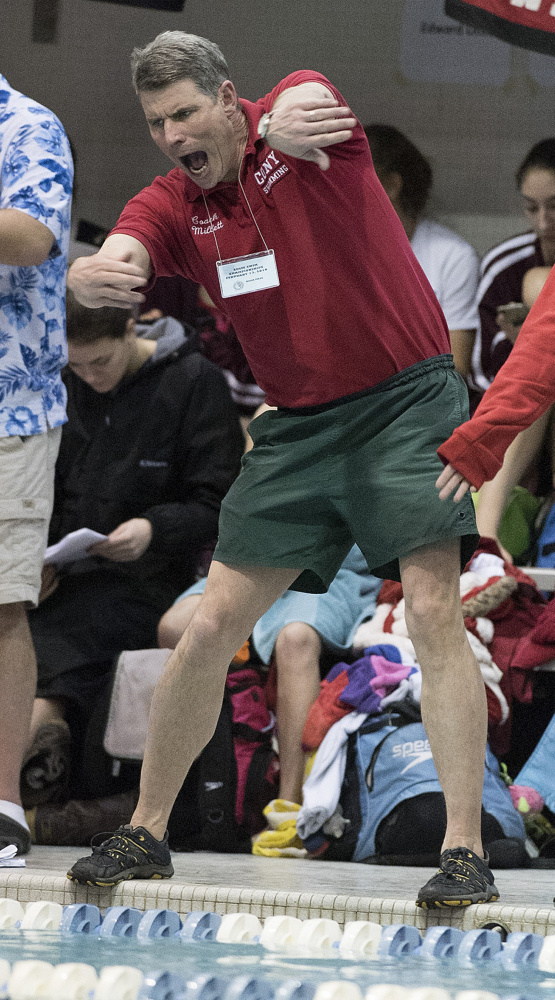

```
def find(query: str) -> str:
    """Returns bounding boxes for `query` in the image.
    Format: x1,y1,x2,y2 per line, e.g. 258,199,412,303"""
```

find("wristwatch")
257,112,273,140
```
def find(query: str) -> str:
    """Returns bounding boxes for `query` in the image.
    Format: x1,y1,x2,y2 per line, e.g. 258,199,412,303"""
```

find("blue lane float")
457,929,503,964
99,905,143,938
417,926,464,961
181,973,229,1000
59,903,102,935
377,925,422,958
139,968,185,999
181,912,222,942
137,909,183,941
498,933,543,970
224,974,276,1000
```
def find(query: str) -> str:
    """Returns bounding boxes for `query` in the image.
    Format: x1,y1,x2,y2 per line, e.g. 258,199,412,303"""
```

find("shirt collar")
181,97,265,204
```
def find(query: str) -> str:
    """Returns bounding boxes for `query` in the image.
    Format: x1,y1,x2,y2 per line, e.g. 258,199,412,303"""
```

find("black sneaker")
0,814,31,855
67,824,174,887
416,847,499,908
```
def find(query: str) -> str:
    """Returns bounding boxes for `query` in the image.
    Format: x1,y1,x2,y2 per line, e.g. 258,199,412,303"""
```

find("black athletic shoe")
0,814,31,855
416,847,499,908
67,824,174,886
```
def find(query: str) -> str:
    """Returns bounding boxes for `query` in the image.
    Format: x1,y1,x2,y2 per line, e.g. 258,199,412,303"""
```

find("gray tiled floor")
1,847,554,936
17,846,555,909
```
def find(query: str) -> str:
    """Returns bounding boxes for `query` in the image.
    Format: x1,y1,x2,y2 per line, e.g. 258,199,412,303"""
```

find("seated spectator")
475,266,553,561
472,139,555,400
22,292,244,805
365,123,479,379
158,405,383,807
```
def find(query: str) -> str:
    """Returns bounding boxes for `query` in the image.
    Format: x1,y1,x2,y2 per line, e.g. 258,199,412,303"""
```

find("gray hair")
131,31,229,98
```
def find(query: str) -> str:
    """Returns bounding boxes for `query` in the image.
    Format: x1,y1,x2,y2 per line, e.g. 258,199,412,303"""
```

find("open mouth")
181,151,208,175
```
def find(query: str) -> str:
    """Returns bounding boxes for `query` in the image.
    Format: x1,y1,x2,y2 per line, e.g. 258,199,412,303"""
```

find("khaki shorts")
214,356,479,592
0,426,62,607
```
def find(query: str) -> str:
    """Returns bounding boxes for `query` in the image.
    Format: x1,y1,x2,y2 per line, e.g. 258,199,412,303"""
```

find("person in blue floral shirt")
0,73,72,854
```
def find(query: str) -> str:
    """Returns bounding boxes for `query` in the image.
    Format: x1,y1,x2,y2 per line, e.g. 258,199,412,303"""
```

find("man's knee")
403,578,464,646
275,622,321,664
178,597,250,655
401,542,464,642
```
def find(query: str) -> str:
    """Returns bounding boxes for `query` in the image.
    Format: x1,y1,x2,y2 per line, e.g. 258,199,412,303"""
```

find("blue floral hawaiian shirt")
0,74,72,437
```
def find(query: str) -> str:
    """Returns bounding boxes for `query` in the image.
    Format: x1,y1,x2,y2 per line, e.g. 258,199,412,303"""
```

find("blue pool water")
1,931,555,999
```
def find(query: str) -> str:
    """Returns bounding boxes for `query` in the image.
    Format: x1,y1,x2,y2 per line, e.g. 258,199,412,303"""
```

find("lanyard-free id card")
216,250,280,299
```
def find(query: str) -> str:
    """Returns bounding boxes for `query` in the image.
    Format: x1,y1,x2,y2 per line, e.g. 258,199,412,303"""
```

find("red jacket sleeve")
438,263,555,488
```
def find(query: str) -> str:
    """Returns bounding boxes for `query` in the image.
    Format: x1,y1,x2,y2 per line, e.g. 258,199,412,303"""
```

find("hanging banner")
445,0,555,56
401,0,510,84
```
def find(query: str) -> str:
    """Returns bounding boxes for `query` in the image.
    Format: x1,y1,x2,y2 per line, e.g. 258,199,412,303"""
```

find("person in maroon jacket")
65,31,497,909
472,139,555,400
438,259,555,498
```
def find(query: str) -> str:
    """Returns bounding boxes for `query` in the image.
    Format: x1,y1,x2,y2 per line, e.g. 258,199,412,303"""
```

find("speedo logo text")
392,739,433,774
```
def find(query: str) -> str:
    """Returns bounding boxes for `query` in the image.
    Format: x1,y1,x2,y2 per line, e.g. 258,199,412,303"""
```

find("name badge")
216,250,280,299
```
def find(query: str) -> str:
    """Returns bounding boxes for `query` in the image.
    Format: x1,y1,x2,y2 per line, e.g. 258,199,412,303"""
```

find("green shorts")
214,355,478,592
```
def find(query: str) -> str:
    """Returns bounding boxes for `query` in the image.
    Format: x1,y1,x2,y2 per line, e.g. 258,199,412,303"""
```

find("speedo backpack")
312,713,525,864
84,648,279,853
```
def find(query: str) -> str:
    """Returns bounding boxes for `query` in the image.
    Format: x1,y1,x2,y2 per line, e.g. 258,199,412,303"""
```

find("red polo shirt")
112,71,450,408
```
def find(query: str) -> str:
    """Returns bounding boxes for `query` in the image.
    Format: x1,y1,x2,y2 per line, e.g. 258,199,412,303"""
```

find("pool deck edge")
1,865,555,937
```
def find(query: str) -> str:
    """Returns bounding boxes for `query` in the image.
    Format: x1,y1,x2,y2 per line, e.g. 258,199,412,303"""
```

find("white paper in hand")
0,844,25,867
44,528,107,566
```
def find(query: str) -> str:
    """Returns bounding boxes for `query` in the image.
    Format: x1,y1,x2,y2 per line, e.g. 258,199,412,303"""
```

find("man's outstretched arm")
68,233,151,309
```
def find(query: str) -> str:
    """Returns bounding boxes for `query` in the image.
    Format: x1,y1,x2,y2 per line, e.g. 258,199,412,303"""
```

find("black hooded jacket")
50,318,244,610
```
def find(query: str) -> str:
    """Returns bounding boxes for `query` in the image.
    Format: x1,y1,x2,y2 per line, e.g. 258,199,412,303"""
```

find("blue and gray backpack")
312,713,525,864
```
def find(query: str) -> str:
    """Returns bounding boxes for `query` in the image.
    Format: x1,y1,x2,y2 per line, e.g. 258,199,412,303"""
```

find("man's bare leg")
400,539,486,855
0,602,34,851
400,540,499,906
274,622,321,804
132,561,301,839
0,603,36,803
158,599,320,804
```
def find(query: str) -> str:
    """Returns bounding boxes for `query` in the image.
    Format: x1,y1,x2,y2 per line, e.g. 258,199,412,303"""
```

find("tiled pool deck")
1,847,554,937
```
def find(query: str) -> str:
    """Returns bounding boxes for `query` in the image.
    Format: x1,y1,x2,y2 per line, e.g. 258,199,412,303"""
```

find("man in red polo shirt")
67,31,497,908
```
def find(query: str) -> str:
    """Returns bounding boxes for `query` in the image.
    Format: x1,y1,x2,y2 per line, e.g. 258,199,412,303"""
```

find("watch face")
258,113,271,138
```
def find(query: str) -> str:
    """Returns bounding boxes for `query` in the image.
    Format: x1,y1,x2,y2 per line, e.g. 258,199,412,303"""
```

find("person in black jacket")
21,292,243,806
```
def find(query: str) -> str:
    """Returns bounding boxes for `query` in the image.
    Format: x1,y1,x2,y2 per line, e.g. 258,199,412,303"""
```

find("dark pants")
30,569,163,715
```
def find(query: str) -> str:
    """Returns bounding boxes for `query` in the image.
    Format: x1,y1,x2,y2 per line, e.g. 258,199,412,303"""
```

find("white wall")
2,0,554,254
